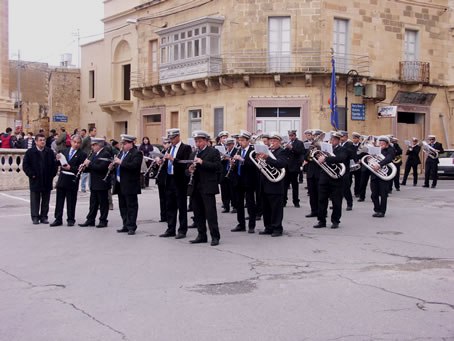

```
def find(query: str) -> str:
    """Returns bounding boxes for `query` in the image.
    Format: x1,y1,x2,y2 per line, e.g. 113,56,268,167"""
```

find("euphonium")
249,150,286,183
360,154,397,181
310,149,346,179
421,141,438,159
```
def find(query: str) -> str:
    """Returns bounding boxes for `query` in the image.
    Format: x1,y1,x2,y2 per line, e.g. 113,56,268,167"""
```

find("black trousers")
236,185,256,229
165,175,188,234
284,171,300,205
402,162,419,185
157,181,167,221
351,170,361,196
30,191,51,221
117,186,139,231
424,161,438,187
262,193,284,233
390,164,401,190
343,172,353,207
220,177,236,211
192,190,220,240
358,168,370,200
86,190,109,224
371,178,389,214
307,176,319,214
54,188,78,223
255,183,263,217
318,180,343,224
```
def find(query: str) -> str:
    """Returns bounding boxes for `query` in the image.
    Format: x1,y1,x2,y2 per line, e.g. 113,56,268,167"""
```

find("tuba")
249,149,286,183
420,141,438,159
310,149,346,179
361,154,397,181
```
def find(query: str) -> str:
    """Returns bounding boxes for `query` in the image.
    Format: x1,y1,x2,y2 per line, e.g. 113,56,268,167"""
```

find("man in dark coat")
423,135,444,188
230,130,258,233
283,130,306,207
313,132,347,229
23,133,58,224
389,136,403,192
220,138,238,213
188,130,222,246
50,134,87,227
304,129,322,218
256,132,288,237
339,131,354,211
401,137,421,186
78,138,112,228
159,128,192,239
113,135,144,235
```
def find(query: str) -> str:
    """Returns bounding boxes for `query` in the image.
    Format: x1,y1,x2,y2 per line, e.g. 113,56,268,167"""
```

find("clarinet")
74,150,94,181
188,150,200,186
155,146,172,179
225,147,242,179
102,157,117,182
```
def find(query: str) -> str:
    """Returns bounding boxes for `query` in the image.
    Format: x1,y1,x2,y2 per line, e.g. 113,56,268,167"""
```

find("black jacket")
23,146,58,192
190,146,222,195
221,147,238,177
113,147,143,195
405,144,421,165
393,143,403,166
229,146,259,189
260,147,288,194
163,143,192,187
425,142,444,164
85,148,113,191
56,148,87,191
285,139,306,173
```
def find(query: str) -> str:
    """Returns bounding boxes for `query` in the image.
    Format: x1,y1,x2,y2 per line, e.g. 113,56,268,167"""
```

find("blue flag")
330,57,339,130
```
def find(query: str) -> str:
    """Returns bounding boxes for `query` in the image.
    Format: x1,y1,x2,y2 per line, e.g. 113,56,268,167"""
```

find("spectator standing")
80,127,97,192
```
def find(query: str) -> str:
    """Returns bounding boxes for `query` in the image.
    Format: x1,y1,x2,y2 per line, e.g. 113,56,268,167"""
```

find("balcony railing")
399,61,430,84
0,148,29,190
131,50,370,88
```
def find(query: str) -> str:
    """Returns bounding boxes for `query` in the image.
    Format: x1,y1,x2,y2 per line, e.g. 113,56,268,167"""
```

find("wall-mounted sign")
351,103,366,121
52,113,68,123
378,106,397,118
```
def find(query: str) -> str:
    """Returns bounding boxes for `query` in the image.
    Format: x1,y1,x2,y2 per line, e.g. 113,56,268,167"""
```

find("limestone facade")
80,0,454,146
0,0,14,130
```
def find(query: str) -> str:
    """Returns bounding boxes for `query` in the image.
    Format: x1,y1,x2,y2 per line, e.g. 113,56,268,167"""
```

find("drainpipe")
439,113,450,147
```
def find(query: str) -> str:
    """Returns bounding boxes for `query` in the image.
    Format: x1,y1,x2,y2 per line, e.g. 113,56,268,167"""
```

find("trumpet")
420,140,439,159
249,150,286,183
310,149,346,179
361,154,397,181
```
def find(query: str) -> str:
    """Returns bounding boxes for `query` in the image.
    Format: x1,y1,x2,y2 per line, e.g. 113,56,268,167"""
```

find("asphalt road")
0,180,453,341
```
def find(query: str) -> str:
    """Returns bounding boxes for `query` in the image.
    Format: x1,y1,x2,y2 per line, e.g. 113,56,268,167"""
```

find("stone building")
80,0,454,147
9,61,81,135
0,0,15,130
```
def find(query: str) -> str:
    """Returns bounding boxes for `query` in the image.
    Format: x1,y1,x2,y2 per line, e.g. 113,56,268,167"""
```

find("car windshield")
438,151,454,158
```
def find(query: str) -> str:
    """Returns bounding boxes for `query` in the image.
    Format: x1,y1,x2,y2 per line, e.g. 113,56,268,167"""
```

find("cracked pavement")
0,180,453,340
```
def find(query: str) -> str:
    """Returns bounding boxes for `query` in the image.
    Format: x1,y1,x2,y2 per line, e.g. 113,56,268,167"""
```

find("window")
88,70,95,99
149,40,158,84
146,114,161,123
404,29,418,61
189,109,202,135
214,108,224,135
159,19,222,64
333,18,349,73
268,17,291,72
122,64,131,100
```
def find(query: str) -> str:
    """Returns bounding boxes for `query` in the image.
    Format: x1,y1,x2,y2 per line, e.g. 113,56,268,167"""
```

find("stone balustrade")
0,148,29,190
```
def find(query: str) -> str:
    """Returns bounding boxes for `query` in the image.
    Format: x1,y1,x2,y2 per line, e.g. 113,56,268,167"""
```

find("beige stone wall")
0,0,14,129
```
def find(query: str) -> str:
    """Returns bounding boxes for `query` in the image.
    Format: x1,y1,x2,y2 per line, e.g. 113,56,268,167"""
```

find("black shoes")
67,221,75,227
256,215,262,221
294,203,300,208
160,231,176,238
231,208,237,213
271,231,283,237
78,221,95,227
258,230,272,235
96,222,108,228
422,185,429,188
357,198,365,202
313,222,326,228
431,185,436,188
396,188,400,191
331,223,339,229
40,219,49,224
372,212,385,218
210,239,220,246
231,225,246,232
190,236,208,244
305,213,317,218
32,218,40,225
248,228,255,234
175,233,186,239
49,221,62,227
117,228,128,233
346,206,353,211
221,208,230,213
401,182,406,186
158,219,167,222
127,230,136,235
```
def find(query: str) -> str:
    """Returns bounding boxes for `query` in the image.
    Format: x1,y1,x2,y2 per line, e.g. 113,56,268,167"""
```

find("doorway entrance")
255,107,300,136
397,111,424,173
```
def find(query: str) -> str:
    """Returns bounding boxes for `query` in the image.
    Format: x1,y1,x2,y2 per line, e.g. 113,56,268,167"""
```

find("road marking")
2,214,30,217
0,193,55,209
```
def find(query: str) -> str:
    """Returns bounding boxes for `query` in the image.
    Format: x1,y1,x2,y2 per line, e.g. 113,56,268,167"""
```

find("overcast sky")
9,0,104,67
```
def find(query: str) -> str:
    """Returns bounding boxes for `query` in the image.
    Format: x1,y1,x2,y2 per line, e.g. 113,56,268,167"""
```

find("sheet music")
59,153,68,166
215,145,227,156
404,140,411,146
367,146,381,156
303,142,312,149
254,143,271,155
323,132,332,142
320,142,333,154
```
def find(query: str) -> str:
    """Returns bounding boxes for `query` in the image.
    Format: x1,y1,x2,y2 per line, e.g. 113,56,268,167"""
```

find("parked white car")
438,149,454,177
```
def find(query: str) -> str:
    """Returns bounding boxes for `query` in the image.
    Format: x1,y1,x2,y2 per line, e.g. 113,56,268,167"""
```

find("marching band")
28,128,445,245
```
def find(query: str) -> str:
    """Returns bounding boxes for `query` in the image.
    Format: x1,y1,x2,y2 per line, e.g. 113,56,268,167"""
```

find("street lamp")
344,69,363,118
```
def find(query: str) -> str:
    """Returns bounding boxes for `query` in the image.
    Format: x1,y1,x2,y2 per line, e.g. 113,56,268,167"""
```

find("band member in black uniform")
155,138,170,222
339,131,354,211
313,132,347,229
113,135,143,235
255,133,269,220
159,128,192,239
220,138,238,213
217,130,229,147
423,135,444,188
79,138,113,228
389,136,402,192
370,136,395,217
50,134,87,227
188,131,222,246
350,132,362,197
256,132,288,237
230,130,258,233
283,130,306,208
401,137,421,186
300,129,313,183
304,129,321,218
23,133,58,224
357,137,372,202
